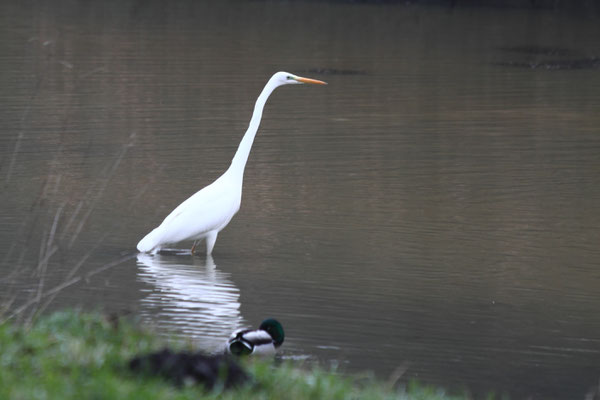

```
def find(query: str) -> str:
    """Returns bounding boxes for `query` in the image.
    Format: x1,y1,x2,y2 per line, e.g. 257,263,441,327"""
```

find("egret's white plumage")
137,72,326,254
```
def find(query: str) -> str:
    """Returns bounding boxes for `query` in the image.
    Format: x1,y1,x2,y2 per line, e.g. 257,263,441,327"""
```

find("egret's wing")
155,175,240,244
161,174,227,227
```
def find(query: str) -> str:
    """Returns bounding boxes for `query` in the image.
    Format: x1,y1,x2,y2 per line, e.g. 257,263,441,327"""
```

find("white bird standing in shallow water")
137,72,327,255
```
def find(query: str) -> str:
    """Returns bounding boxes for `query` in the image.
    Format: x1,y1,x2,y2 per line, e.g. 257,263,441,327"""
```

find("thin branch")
2,253,137,323
67,132,135,249
4,75,44,185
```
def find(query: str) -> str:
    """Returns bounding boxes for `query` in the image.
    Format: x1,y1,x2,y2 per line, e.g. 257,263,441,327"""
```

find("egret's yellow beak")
295,76,327,85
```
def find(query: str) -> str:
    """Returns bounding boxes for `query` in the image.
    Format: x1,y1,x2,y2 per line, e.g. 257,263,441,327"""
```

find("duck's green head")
260,318,285,347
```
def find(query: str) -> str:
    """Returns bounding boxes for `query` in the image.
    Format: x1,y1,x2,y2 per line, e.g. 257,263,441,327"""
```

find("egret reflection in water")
136,253,244,352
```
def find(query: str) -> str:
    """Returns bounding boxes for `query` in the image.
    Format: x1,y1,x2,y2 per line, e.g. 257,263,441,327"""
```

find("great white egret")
137,72,327,255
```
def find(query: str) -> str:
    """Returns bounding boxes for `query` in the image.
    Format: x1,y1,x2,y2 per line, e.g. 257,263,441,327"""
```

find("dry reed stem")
2,130,139,323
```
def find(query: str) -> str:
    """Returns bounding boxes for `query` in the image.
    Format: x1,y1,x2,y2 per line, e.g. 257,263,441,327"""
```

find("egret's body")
137,72,326,255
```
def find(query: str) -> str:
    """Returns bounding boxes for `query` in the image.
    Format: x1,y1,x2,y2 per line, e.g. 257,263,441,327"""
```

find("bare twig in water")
2,131,139,323
0,295,16,317
67,132,136,249
2,169,63,271
4,75,44,185
58,199,84,242
584,377,600,400
34,231,112,319
27,204,64,325
40,201,64,273
4,253,137,323
387,362,409,389
1,42,141,324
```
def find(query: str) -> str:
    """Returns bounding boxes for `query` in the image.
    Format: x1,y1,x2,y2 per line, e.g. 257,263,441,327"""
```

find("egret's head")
259,318,285,347
274,71,327,86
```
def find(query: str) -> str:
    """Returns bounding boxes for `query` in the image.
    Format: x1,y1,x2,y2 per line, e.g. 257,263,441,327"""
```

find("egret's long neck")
229,78,280,177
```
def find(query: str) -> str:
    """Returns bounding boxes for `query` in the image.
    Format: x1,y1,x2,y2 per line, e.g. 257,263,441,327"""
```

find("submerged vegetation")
0,310,466,400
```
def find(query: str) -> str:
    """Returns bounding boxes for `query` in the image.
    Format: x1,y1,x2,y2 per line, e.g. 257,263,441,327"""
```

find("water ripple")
136,253,244,352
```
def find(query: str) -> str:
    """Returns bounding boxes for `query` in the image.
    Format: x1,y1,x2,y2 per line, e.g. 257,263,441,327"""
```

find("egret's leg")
206,231,218,255
191,240,199,255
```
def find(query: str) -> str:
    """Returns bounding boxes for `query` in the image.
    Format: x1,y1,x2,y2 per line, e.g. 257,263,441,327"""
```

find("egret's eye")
286,76,293,80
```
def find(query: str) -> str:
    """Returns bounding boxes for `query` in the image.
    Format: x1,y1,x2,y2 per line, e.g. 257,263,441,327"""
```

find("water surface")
1,1,600,398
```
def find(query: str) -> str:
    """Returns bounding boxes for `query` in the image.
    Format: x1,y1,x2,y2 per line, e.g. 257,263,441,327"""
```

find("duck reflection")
136,253,245,352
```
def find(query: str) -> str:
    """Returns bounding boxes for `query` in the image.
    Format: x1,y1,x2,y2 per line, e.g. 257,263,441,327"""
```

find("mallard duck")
226,319,284,356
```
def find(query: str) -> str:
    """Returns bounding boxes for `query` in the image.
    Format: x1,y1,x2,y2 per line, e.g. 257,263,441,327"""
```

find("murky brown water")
2,1,600,398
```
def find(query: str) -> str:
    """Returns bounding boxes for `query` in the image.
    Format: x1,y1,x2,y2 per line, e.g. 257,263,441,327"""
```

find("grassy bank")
0,311,464,400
